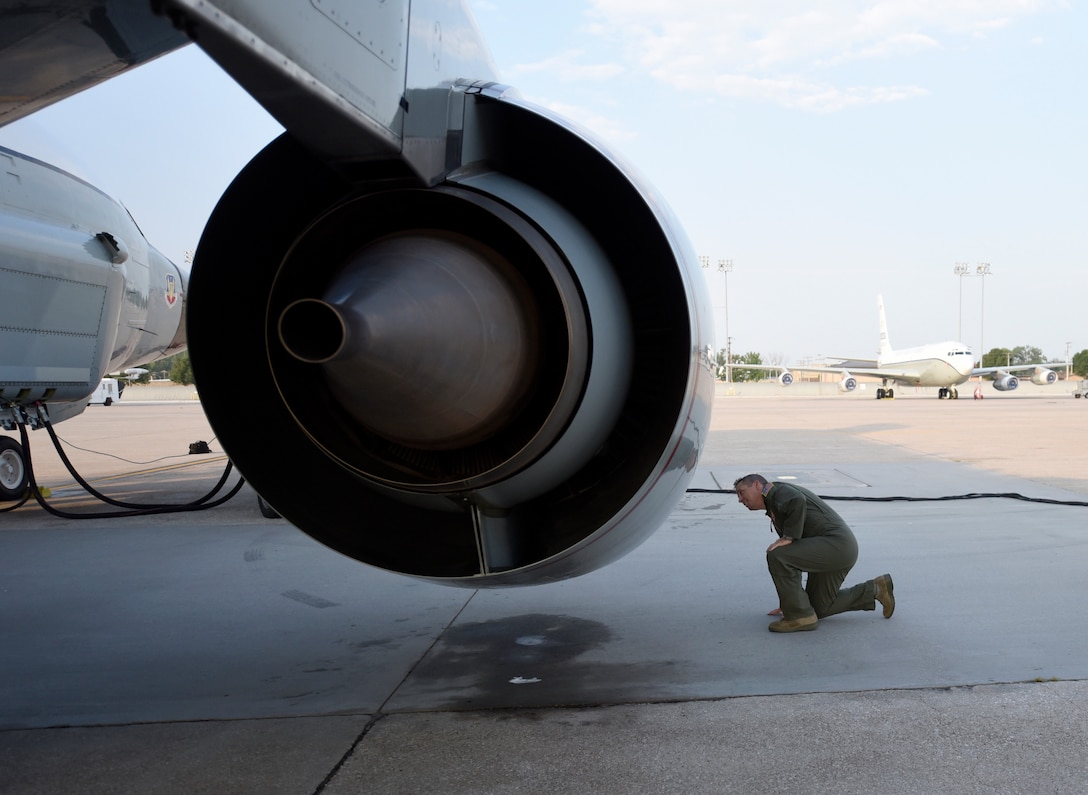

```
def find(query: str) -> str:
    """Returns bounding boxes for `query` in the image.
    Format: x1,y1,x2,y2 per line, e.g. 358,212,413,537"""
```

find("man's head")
734,473,769,511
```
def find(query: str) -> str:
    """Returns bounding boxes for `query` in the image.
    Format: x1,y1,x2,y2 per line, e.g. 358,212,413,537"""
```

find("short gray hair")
733,473,768,490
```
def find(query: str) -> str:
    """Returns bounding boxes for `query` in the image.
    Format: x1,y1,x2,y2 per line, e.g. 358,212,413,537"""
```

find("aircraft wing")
0,2,187,126
825,358,878,369
791,364,922,382
1,1,715,586
972,363,1069,376
720,363,863,391
972,363,1069,388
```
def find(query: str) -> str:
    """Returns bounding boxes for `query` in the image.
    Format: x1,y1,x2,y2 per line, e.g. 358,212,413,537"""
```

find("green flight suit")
763,481,878,620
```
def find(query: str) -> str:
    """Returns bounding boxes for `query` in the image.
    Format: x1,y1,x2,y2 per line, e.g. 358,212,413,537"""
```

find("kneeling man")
734,473,895,633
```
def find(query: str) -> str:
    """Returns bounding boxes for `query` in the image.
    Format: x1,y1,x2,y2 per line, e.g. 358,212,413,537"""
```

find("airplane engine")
838,374,858,393
993,372,1020,391
187,100,714,586
778,371,795,387
1031,367,1058,386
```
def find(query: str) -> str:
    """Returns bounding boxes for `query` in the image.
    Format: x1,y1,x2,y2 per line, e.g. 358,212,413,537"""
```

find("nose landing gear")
0,436,29,502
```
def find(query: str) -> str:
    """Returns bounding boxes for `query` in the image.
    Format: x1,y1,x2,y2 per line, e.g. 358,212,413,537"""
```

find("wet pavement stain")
402,613,683,710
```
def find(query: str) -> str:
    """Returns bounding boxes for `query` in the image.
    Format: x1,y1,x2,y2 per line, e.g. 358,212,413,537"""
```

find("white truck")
1074,380,1088,399
87,378,121,406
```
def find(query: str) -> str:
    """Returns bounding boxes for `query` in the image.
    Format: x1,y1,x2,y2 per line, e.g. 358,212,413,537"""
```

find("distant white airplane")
728,295,1067,400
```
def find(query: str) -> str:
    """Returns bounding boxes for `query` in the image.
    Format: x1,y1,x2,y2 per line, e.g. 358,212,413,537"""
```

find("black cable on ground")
15,404,246,520
686,487,1088,508
38,404,235,510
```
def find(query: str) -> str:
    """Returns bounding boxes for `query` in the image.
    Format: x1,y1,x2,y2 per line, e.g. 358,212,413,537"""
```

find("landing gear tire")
0,436,29,501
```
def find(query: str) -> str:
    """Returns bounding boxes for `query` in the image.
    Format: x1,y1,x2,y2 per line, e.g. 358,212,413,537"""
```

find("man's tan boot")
874,573,895,618
768,614,818,633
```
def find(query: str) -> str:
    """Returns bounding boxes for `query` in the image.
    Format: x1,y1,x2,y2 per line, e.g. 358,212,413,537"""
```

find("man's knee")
766,548,779,570
766,546,796,576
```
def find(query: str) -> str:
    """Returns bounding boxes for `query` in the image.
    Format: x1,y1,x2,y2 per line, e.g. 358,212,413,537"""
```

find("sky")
1,1,1084,365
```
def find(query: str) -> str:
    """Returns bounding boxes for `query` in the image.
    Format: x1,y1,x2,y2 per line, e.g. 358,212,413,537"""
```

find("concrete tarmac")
2,390,1087,793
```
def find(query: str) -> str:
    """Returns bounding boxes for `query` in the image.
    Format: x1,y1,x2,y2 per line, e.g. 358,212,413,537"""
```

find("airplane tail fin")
877,294,892,358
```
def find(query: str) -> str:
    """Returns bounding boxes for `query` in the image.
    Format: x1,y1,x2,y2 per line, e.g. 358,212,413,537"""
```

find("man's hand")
767,537,793,553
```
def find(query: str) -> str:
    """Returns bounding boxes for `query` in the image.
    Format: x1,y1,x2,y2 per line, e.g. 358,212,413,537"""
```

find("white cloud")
506,49,625,82
577,0,1067,110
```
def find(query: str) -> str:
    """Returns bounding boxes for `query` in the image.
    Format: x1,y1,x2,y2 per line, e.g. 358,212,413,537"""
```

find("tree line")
130,351,194,384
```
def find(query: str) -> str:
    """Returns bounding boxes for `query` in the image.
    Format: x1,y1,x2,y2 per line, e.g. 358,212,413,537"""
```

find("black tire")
0,436,29,501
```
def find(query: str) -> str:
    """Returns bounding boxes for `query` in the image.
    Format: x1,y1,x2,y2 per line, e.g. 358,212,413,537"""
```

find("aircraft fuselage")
877,345,975,387
0,146,187,426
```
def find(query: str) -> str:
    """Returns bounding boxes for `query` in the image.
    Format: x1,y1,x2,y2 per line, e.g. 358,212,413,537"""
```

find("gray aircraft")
0,145,187,500
0,1,713,586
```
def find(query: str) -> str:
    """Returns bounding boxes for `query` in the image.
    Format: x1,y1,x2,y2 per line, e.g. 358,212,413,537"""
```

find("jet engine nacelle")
993,372,1020,391
838,373,858,393
1031,367,1058,386
187,97,713,587
778,371,795,387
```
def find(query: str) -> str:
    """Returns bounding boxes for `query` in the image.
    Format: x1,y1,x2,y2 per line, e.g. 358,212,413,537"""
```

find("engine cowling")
838,373,858,393
187,95,713,587
1031,367,1058,385
778,370,795,387
993,372,1019,391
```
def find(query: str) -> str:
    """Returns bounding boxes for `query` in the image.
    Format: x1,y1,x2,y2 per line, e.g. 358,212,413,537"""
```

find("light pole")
719,259,733,382
976,262,991,369
954,263,970,340
699,256,734,382
698,256,718,377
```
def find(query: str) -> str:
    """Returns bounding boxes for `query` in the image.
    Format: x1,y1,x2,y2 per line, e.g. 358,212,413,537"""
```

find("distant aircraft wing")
972,363,1068,376
721,363,863,392
774,363,903,380
971,363,1069,388
720,363,788,375
825,358,878,369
